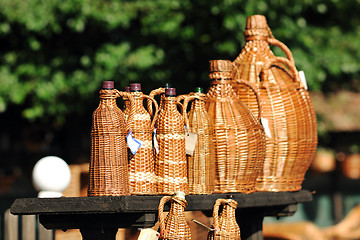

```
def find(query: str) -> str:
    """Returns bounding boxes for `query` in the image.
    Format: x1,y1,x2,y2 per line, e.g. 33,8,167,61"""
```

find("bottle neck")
163,96,177,111
99,89,118,107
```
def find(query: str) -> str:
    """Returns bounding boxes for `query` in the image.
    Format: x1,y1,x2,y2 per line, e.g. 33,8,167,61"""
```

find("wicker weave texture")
206,60,266,194
183,93,215,194
232,15,318,192
207,199,241,240
155,96,188,195
88,89,131,196
127,91,159,195
158,195,192,240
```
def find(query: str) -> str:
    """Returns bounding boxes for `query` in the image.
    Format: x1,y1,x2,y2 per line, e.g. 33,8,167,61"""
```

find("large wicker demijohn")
232,15,318,191
206,60,265,193
182,88,215,194
127,83,159,195
158,192,191,240
88,81,134,196
207,199,241,240
155,88,188,194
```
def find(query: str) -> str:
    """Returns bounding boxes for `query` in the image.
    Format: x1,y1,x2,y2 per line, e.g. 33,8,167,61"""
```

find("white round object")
32,156,71,198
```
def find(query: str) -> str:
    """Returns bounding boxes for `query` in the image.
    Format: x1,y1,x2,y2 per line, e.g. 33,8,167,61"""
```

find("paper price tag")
153,129,159,154
126,130,142,155
185,132,198,155
299,71,308,90
137,228,159,240
260,117,272,138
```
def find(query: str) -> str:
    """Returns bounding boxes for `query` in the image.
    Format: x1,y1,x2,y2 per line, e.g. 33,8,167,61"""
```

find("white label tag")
137,228,159,240
261,117,272,138
153,129,159,154
126,130,142,155
299,71,308,90
185,132,198,155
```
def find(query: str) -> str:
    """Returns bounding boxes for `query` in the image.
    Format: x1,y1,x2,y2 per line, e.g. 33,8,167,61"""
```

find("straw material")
127,91,159,195
207,199,241,240
88,89,135,196
148,87,165,118
155,95,188,194
182,93,215,194
232,15,318,192
123,96,131,122
206,60,266,193
158,195,192,240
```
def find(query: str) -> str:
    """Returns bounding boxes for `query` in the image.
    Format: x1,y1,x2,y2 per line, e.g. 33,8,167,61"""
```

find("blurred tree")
0,0,360,124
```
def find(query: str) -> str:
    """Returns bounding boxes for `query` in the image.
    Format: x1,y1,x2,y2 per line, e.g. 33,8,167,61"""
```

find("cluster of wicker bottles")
88,13,318,239
157,192,241,240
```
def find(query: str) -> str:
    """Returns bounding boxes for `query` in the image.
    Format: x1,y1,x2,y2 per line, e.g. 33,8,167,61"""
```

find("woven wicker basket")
206,60,266,193
207,199,241,240
88,81,135,196
182,90,215,194
232,15,318,192
155,88,188,195
127,83,159,195
158,192,191,240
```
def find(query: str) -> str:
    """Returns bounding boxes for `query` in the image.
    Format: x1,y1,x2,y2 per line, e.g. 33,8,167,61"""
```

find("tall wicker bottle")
88,81,134,196
127,83,159,195
232,15,318,191
206,60,265,193
182,88,215,194
207,199,241,240
158,192,191,240
155,88,188,194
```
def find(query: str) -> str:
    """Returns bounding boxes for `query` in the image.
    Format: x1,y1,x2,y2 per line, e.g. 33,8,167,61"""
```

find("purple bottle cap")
124,86,130,93
130,83,141,92
165,88,176,96
102,81,114,89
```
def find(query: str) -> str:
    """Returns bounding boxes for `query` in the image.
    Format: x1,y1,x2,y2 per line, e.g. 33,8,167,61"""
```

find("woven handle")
115,90,136,131
142,94,159,129
182,93,206,128
212,199,238,229
260,56,301,84
148,87,165,117
235,80,262,120
158,196,172,235
267,38,294,63
212,199,226,229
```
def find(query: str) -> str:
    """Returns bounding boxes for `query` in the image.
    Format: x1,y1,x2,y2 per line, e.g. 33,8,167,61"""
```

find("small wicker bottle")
232,15,318,192
182,88,215,194
88,81,134,196
206,60,265,193
158,192,191,240
207,199,241,240
127,83,159,195
123,86,131,122
155,88,188,194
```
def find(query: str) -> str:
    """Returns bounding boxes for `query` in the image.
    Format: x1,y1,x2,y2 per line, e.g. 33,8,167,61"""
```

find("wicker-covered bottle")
88,81,134,196
127,83,159,195
207,199,240,240
206,60,265,193
158,192,191,240
155,88,188,194
232,15,318,191
182,88,215,194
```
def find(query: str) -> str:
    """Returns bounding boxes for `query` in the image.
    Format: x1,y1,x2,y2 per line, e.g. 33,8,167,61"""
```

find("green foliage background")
1,0,360,124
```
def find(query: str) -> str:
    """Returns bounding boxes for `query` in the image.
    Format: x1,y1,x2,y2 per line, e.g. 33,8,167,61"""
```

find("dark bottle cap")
165,83,171,88
194,87,203,93
165,88,176,96
130,83,141,92
124,86,130,93
102,81,114,89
